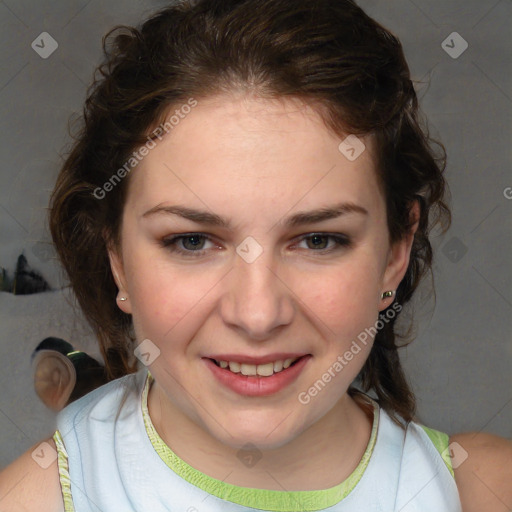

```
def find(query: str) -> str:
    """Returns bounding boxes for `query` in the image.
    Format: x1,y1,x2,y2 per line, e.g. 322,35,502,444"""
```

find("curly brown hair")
49,0,451,424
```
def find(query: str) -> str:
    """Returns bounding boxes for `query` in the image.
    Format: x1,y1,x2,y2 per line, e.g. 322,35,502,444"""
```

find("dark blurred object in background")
31,337,108,410
1,254,51,295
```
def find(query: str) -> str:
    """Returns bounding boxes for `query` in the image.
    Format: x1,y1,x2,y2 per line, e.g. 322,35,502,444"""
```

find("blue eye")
297,234,351,252
161,234,214,256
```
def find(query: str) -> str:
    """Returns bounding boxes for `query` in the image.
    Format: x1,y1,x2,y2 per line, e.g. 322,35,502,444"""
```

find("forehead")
125,94,383,220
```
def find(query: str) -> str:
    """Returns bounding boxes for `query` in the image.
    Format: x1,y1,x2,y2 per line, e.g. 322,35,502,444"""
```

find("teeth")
216,357,300,376
273,360,283,372
228,361,241,373
283,358,294,369
257,362,274,376
240,363,256,376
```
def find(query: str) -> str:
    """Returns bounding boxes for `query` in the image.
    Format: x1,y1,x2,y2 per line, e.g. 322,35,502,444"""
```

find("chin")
205,412,306,452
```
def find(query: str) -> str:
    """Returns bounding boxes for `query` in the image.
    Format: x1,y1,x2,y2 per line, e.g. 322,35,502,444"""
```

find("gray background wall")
0,0,510,468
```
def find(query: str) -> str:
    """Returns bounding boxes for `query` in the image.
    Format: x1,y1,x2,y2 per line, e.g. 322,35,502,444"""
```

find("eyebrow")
141,202,368,228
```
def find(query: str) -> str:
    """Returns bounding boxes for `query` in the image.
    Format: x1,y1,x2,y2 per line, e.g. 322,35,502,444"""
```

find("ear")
106,238,132,314
33,351,76,411
379,200,420,311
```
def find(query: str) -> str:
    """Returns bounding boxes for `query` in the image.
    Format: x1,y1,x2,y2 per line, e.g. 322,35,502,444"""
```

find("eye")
161,233,217,256
296,233,351,252
160,232,352,258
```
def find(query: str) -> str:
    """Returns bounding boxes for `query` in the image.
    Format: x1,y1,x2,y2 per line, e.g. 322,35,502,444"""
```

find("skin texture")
0,437,64,512
451,432,512,511
109,93,419,490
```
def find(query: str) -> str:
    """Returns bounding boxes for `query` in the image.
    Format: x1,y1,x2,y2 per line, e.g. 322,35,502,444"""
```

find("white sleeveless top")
54,369,462,511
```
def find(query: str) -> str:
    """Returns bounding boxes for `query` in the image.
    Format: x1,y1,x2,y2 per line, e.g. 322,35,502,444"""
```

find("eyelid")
160,233,219,256
160,232,351,257
292,233,352,251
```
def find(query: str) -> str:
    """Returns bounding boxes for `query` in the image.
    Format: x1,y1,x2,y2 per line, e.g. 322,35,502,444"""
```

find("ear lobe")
380,200,420,306
33,351,76,411
107,242,132,313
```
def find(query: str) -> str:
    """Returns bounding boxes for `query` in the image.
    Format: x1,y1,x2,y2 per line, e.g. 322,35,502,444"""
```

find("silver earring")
381,290,395,300
117,296,128,302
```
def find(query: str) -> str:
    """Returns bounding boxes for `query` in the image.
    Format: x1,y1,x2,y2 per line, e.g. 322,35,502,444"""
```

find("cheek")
124,253,222,343
298,257,382,338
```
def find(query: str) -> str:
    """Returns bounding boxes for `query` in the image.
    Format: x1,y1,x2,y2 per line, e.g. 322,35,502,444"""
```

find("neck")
147,380,373,491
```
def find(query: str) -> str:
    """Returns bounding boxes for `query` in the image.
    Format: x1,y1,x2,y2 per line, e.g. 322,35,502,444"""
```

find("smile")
203,354,311,397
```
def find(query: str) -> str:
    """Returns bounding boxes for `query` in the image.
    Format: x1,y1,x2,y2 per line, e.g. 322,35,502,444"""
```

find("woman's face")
109,94,416,449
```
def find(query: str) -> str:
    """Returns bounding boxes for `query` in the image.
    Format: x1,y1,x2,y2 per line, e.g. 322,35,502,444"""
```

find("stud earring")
381,290,395,300
117,296,128,302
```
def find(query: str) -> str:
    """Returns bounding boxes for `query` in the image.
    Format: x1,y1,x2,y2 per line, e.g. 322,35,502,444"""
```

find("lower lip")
203,356,311,397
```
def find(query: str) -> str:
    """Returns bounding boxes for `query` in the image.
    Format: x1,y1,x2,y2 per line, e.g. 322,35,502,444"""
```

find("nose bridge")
222,242,294,339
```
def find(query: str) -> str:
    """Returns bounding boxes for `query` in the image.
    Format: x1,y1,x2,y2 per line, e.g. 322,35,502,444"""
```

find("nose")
220,249,295,341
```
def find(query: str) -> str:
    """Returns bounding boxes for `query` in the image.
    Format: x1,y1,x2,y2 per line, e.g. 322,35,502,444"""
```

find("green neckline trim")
142,371,379,512
420,425,454,477
53,430,76,512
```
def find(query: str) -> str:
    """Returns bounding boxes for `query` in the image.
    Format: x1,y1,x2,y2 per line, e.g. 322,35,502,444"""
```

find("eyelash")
160,233,352,257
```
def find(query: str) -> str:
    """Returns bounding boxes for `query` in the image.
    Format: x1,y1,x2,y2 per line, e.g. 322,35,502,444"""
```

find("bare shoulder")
0,437,64,512
450,432,512,512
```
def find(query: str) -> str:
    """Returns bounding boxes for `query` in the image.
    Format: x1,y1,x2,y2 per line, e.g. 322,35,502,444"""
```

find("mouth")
203,354,311,397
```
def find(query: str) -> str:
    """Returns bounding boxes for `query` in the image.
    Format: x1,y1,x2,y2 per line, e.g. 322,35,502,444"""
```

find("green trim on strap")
420,425,454,477
53,429,76,512
142,372,379,512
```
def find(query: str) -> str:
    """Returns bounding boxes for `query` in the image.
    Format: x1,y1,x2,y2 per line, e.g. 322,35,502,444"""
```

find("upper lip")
204,353,309,365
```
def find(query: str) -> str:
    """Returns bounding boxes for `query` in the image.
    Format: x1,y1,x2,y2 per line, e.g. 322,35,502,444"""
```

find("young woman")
1,0,511,510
